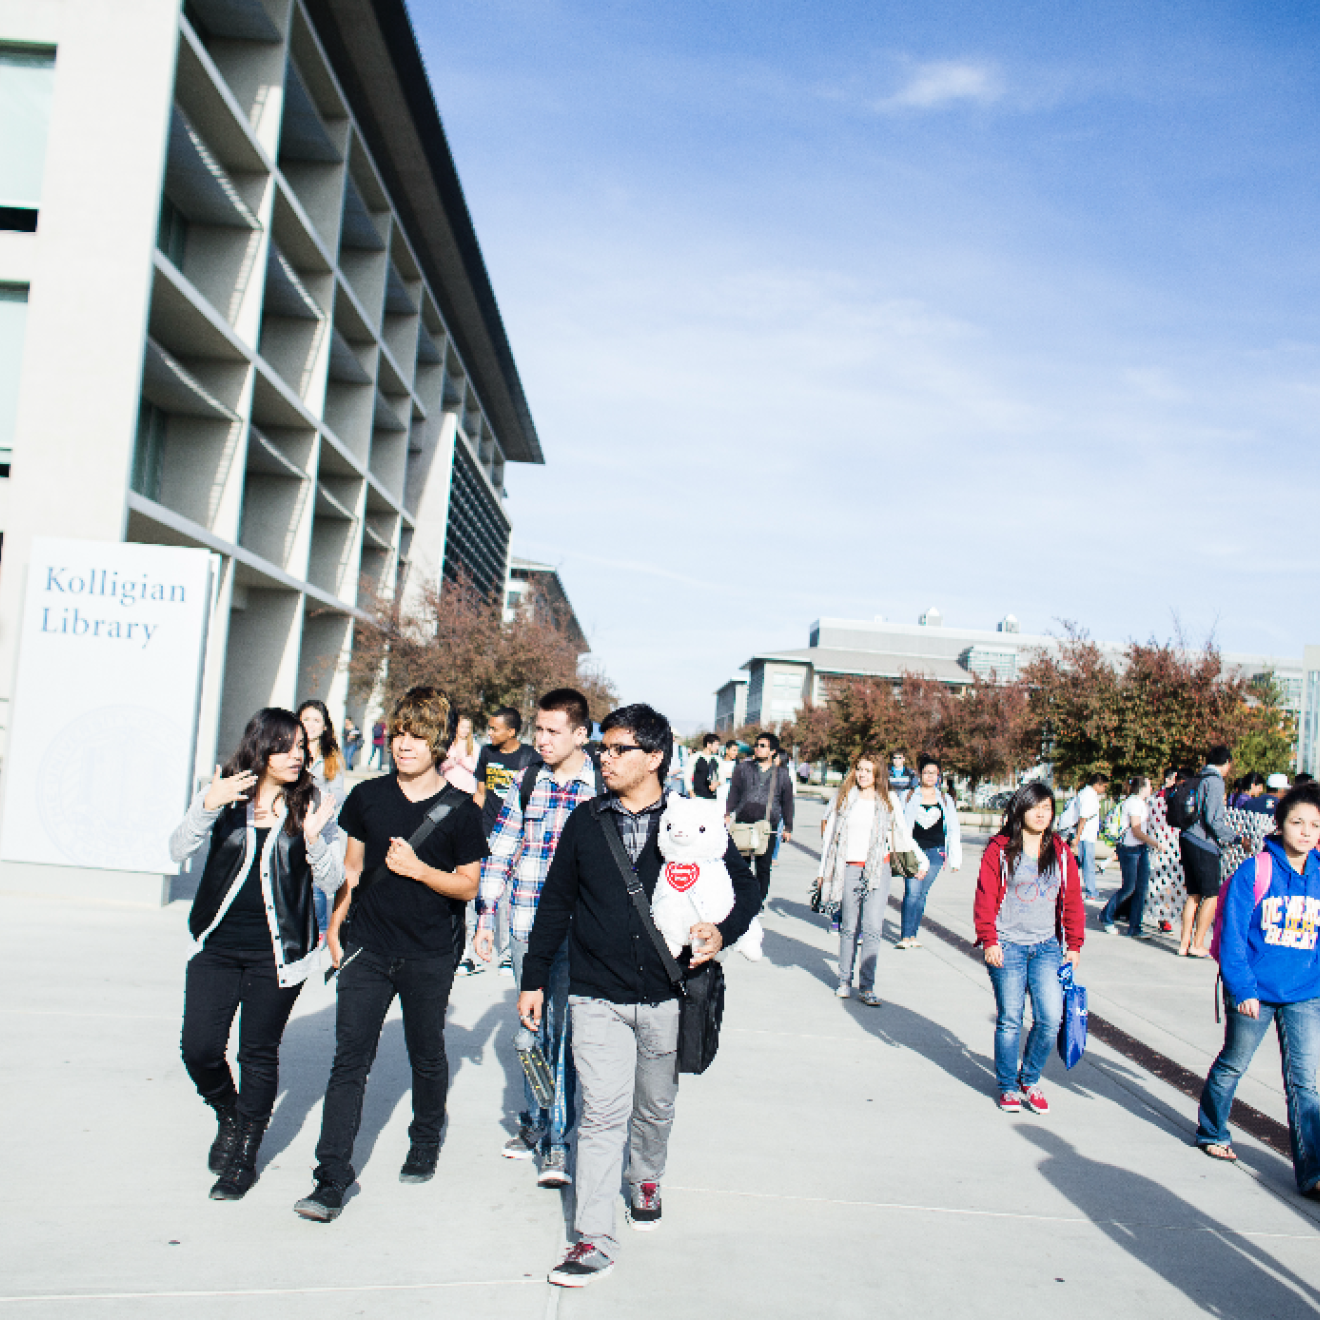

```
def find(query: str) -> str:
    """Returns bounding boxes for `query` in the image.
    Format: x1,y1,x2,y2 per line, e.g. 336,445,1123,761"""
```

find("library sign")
1,538,212,873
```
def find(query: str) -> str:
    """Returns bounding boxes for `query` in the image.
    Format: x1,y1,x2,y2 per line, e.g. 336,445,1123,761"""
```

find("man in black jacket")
519,704,759,1288
691,733,722,799
725,730,795,905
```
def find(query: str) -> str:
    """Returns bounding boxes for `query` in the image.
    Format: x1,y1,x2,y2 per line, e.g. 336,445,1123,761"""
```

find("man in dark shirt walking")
294,687,488,1222
725,730,795,906
691,733,722,799
520,704,759,1287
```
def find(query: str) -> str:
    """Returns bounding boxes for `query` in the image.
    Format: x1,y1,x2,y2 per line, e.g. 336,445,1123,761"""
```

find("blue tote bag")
1057,961,1088,1069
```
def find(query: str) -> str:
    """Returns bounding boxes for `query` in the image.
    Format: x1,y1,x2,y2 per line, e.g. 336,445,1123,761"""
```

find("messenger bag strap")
593,801,686,993
357,795,455,897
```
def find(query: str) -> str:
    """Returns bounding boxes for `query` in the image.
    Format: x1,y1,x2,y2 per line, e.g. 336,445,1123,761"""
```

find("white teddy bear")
653,795,764,961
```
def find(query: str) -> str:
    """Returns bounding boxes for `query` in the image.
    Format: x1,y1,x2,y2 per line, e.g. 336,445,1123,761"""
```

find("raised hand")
304,793,337,844
203,764,257,811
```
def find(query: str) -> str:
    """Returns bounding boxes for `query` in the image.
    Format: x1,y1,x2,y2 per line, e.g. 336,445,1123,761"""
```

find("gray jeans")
569,996,680,1259
839,862,889,992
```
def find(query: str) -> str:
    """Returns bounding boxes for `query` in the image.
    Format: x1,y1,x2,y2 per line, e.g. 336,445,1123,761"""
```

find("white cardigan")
900,787,963,870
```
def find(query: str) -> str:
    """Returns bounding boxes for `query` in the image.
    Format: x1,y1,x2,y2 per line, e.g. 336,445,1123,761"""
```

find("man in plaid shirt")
475,688,600,1188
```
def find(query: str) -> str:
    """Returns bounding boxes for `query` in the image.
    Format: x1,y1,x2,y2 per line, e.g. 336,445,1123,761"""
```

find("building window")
157,196,189,268
0,285,28,463
0,45,56,227
442,440,511,601
131,401,167,501
966,646,1018,682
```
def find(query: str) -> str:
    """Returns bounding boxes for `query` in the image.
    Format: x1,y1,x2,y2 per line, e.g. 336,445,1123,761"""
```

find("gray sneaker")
537,1147,571,1189
858,990,882,1007
548,1242,614,1287
502,1125,544,1160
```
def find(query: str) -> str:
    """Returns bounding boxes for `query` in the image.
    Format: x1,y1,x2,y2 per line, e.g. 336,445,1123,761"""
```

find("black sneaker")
294,1179,348,1222
547,1242,614,1287
626,1180,662,1231
399,1141,440,1183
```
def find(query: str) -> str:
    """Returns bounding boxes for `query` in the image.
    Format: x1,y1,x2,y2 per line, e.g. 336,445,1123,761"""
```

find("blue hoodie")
1219,838,1320,1005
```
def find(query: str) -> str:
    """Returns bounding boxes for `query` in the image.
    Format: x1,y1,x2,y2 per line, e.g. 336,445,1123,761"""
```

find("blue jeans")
987,938,1064,1094
509,935,577,1154
1197,996,1320,1193
313,886,329,935
1101,844,1150,935
901,847,946,939
1078,841,1098,899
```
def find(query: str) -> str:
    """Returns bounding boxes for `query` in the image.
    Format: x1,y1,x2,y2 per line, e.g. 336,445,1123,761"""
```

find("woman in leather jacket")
170,707,341,1201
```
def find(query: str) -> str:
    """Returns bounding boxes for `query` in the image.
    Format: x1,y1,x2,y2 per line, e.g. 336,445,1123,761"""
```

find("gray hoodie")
1182,765,1237,855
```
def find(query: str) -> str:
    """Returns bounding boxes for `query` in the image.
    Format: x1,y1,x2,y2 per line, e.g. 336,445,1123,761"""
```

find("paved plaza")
3,797,1319,1317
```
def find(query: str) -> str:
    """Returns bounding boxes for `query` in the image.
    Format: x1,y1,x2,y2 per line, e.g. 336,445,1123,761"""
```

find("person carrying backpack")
1195,782,1320,1197
1169,746,1243,957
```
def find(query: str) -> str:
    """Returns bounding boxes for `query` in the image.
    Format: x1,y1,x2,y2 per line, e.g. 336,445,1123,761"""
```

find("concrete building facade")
0,0,542,778
503,556,588,656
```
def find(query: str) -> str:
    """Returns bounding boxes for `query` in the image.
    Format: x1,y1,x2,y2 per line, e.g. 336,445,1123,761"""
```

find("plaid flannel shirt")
476,757,600,940
600,791,667,863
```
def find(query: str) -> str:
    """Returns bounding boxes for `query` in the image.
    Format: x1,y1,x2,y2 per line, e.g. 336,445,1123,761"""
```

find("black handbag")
595,805,725,1075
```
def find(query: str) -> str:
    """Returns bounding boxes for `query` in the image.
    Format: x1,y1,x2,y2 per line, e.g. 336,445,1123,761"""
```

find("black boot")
399,1141,440,1184
209,1115,265,1200
207,1100,240,1175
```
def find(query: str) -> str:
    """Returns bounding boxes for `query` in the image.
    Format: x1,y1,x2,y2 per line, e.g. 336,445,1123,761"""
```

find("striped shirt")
476,757,600,940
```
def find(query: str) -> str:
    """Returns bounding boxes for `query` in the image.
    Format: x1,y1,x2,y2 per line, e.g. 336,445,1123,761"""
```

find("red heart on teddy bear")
664,862,700,892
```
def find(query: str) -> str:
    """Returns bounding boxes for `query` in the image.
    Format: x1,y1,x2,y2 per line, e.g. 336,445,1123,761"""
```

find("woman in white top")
1101,775,1157,937
817,749,928,1006
441,715,480,795
898,754,963,949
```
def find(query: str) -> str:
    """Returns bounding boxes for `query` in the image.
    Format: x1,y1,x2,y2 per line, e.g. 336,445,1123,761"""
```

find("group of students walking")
171,686,759,1287
171,702,1320,1290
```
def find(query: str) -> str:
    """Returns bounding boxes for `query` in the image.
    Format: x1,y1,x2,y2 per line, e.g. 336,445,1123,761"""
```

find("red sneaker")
1021,1085,1050,1115
999,1092,1021,1113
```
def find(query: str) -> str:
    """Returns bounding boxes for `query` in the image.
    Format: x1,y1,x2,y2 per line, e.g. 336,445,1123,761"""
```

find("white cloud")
879,60,1004,112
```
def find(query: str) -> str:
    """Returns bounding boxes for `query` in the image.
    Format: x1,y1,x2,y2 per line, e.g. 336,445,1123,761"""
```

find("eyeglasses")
599,743,645,760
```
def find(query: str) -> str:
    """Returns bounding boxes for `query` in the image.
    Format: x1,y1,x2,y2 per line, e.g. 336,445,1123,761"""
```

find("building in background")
713,672,749,733
720,611,1318,751
0,0,543,776
503,555,587,656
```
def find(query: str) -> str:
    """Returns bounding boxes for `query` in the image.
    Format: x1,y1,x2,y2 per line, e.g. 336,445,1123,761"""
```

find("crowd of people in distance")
168,699,1320,1289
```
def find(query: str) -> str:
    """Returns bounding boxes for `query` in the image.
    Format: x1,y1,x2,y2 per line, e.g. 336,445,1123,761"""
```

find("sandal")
1188,948,1210,959
1201,1143,1238,1163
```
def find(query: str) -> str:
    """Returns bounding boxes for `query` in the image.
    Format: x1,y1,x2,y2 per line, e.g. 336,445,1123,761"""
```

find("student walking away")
519,704,759,1287
1172,746,1244,958
725,731,794,906
898,754,962,949
817,750,927,1005
973,783,1086,1114
1230,772,1266,810
475,689,600,1189
440,714,481,796
299,699,348,936
170,709,341,1200
1196,782,1320,1197
368,719,386,770
294,687,488,1222
342,717,363,772
1073,772,1108,901
1101,776,1157,937
715,740,739,810
691,734,722,800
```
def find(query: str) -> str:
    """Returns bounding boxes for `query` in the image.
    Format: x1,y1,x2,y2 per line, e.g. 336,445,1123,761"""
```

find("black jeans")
753,849,774,906
181,945,303,1124
314,943,457,1186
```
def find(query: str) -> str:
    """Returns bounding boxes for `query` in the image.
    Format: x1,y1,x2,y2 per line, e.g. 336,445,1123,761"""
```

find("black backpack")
1166,774,1207,831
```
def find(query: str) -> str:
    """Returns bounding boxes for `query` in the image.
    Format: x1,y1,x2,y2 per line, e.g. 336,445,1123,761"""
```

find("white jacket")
900,787,963,870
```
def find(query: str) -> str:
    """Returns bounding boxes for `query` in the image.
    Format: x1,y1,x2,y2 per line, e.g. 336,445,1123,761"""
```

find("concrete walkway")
2,799,1318,1317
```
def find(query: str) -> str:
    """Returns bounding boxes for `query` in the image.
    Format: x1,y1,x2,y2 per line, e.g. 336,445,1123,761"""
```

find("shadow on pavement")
261,996,523,1176
1021,1127,1320,1318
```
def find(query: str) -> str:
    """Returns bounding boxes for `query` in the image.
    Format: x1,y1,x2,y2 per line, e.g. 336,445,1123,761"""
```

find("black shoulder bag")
594,803,725,1075
326,795,455,982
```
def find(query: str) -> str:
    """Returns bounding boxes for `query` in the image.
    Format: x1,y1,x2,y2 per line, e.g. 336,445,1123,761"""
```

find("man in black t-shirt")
294,687,488,1222
474,706,540,833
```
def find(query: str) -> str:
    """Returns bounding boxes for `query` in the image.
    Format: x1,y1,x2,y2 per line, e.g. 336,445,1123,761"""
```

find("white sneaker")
835,983,851,999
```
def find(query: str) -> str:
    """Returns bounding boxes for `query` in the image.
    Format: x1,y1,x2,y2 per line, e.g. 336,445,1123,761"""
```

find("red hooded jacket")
973,833,1087,951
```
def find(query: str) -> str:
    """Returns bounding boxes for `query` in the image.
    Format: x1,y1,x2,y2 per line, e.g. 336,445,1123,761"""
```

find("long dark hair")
297,698,344,780
999,781,1060,883
223,707,314,835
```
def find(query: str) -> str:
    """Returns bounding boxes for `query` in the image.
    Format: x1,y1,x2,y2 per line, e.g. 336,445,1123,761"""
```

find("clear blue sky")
412,0,1320,729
